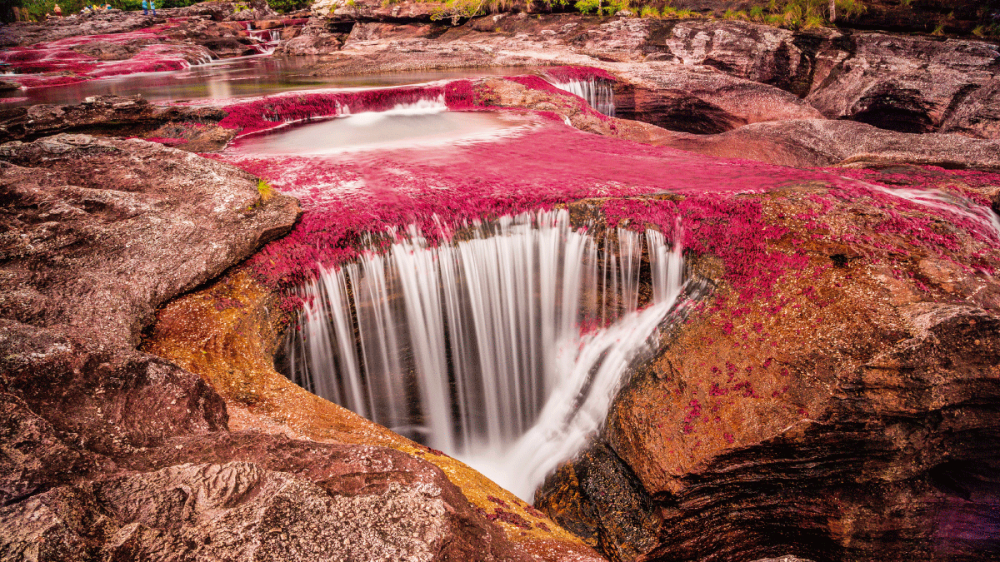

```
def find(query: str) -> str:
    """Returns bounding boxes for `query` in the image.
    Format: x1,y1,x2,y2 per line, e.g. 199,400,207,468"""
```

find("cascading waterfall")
283,209,684,498
248,28,281,55
550,79,616,117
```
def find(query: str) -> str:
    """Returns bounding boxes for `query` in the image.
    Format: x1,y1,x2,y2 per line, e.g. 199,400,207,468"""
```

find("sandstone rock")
638,118,1000,169
312,0,443,21
941,77,1000,141
0,134,300,348
0,10,160,47
807,33,1000,136
536,181,1000,561
0,319,229,462
0,95,233,147
639,19,827,96
0,457,527,562
613,63,823,133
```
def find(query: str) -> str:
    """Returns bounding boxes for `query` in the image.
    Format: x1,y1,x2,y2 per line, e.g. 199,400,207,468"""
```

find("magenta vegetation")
206,76,999,324
0,24,209,89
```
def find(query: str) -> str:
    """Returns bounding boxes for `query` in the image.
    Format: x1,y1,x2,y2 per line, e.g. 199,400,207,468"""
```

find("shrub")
257,178,274,202
269,0,311,12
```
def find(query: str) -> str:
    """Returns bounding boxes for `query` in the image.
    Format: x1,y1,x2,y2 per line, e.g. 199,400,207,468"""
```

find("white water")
230,97,524,154
248,28,281,56
551,79,616,117
872,185,1000,243
285,209,684,499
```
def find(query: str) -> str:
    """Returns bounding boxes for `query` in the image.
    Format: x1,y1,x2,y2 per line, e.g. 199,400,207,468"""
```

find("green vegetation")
268,0,311,12
257,178,274,202
972,23,1000,37
11,0,205,19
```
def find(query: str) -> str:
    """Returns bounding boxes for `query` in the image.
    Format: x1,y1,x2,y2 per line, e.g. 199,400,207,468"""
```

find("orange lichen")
143,269,594,558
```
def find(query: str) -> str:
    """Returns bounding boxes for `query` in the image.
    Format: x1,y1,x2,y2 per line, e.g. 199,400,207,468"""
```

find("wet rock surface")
536,176,1000,561
0,133,570,562
0,95,231,146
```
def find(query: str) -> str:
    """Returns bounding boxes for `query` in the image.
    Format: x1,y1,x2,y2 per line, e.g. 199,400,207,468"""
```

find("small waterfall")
283,209,684,498
248,28,281,55
551,79,616,117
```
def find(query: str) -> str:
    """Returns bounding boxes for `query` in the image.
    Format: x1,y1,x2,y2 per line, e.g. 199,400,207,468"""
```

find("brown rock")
941,77,1000,141
0,95,229,144
636,118,1000,169
0,456,528,562
535,182,1000,561
0,134,300,348
807,33,1000,136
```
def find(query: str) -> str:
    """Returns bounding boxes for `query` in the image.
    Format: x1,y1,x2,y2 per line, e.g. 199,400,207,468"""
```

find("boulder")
312,0,444,21
1,438,530,562
806,33,1000,136
941,77,1000,141
639,19,827,97
0,134,299,348
613,62,824,133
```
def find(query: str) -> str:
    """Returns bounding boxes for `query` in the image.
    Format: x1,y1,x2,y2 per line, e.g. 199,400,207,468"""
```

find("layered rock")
536,171,1000,561
806,33,1000,136
0,95,233,149
637,118,1000,169
0,131,603,561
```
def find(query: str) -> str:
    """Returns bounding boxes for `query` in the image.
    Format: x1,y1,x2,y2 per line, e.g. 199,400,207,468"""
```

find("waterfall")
284,209,685,498
550,79,616,117
248,29,281,55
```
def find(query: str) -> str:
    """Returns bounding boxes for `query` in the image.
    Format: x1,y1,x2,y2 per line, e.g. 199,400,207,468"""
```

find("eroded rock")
807,33,1000,136
536,178,1000,561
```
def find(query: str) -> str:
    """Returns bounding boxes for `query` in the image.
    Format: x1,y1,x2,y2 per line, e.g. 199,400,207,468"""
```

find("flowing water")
0,56,538,106
228,97,527,154
550,78,616,117
282,209,685,498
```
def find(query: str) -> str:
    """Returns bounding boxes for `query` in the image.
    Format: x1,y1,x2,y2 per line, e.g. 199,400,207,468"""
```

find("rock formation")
2,2,1000,561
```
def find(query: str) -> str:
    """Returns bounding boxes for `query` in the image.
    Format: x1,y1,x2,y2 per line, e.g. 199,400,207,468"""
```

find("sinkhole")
278,209,687,499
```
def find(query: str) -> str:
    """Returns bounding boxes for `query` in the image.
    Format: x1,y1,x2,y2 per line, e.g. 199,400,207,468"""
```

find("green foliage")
269,0,311,12
748,5,764,20
573,0,597,14
722,8,749,20
757,0,865,29
257,178,274,202
431,0,523,22
660,5,697,18
972,24,1000,37
638,5,657,17
601,0,627,15
836,0,865,18
14,0,203,20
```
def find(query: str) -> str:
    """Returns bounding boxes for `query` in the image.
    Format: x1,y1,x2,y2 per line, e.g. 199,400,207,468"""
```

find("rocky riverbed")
2,2,999,561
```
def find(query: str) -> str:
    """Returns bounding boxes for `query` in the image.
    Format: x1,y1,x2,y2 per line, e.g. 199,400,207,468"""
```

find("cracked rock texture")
0,135,546,562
